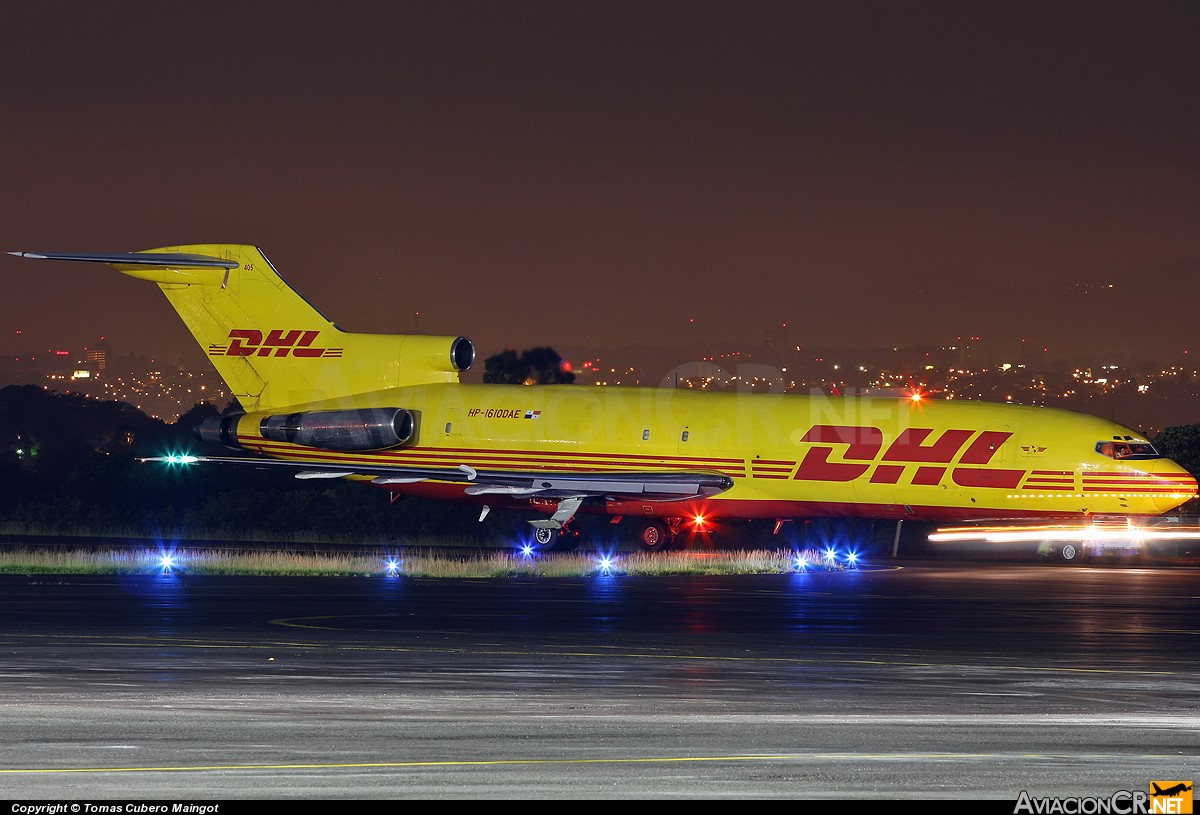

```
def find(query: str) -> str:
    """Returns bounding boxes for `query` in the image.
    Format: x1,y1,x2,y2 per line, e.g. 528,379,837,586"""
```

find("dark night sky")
2,1,1198,371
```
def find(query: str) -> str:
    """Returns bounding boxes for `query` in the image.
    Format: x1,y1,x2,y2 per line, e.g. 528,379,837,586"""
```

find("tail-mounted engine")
260,408,415,450
398,335,476,374
195,413,245,450
197,408,416,452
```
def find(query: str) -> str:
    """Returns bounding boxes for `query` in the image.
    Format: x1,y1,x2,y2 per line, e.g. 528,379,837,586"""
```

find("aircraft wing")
141,455,734,502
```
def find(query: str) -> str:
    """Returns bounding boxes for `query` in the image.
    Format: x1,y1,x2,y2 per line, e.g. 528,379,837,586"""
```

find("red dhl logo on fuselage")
208,329,343,358
795,425,1021,488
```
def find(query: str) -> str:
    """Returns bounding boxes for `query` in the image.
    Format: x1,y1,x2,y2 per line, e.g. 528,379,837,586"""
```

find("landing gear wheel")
634,519,672,553
530,526,561,552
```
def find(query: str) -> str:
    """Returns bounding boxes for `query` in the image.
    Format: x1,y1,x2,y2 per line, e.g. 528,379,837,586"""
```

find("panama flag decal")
524,410,541,419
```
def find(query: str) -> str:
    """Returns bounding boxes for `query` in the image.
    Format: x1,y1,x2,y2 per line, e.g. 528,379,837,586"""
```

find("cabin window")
642,429,650,441
1095,438,1159,459
681,430,690,442
445,422,452,434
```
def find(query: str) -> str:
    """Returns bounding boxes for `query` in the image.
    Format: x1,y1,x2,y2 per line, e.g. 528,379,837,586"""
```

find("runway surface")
0,559,1197,801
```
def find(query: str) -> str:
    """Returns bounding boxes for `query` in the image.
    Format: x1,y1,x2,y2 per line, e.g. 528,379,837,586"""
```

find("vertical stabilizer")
12,244,475,411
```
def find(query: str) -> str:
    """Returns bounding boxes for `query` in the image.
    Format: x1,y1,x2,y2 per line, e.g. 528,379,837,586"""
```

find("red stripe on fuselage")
242,439,748,475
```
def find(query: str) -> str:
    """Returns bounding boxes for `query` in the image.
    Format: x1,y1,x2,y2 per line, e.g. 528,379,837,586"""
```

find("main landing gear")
525,516,681,553
631,519,673,552
529,526,579,553
530,527,558,551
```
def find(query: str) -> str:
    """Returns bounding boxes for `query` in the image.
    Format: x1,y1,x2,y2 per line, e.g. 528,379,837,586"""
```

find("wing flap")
528,496,585,529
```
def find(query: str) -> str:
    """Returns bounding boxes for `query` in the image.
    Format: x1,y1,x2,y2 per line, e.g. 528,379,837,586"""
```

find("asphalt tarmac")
0,559,1196,803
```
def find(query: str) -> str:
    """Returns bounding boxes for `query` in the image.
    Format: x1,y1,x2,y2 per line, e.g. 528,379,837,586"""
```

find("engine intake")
258,408,415,451
397,334,475,373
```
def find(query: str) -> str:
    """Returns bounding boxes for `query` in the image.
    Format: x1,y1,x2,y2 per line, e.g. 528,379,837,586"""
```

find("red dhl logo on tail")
208,329,344,358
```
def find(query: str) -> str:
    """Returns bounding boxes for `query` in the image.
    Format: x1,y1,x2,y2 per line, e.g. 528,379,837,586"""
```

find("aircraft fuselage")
230,383,1195,523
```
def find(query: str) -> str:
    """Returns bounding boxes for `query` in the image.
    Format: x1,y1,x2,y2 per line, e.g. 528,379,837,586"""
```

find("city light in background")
0,5,1196,388
2,333,1193,432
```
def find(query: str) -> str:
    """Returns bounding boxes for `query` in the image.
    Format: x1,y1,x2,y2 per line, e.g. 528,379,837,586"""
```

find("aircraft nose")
1149,458,1198,513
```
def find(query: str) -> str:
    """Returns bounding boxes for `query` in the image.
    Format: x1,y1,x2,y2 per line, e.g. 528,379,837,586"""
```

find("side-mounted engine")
196,407,416,452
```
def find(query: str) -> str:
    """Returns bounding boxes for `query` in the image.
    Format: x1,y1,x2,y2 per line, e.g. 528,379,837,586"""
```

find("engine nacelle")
195,413,246,450
257,408,416,451
397,334,476,374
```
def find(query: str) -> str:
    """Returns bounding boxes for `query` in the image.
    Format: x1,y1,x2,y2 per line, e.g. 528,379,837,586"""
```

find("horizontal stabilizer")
11,249,238,288
9,251,239,269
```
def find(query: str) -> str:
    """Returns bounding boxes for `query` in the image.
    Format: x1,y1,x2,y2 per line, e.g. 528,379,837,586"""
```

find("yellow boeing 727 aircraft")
12,245,1197,553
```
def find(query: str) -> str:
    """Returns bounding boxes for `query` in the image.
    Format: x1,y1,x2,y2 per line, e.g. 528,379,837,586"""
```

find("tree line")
0,345,577,543
0,385,506,543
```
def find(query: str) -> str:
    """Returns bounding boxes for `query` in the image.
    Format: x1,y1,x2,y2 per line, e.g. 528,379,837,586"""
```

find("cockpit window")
1095,438,1160,460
